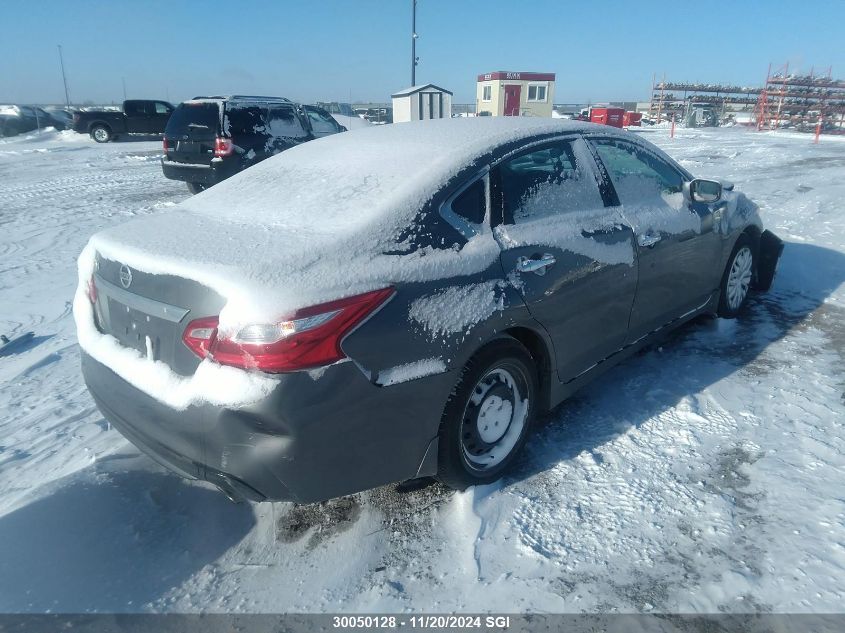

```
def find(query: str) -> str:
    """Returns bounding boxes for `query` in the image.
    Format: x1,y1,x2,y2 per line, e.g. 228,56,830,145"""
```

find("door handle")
516,253,556,275
637,233,661,248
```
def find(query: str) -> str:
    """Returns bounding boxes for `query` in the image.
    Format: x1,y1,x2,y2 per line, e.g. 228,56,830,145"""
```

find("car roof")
189,95,292,103
176,117,632,231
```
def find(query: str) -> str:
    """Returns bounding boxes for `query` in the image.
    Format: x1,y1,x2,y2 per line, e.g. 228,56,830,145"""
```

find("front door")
589,137,722,342
503,85,521,116
493,138,638,382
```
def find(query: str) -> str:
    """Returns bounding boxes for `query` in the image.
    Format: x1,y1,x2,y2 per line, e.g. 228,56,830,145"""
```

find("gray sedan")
76,118,783,503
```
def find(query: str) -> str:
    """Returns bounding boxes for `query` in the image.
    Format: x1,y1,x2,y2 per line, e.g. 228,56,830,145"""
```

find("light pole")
411,0,418,86
57,45,70,107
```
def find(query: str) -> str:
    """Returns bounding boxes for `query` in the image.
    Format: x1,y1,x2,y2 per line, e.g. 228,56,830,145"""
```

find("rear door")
165,102,221,165
589,137,722,342
493,137,638,382
124,100,152,133
224,103,267,164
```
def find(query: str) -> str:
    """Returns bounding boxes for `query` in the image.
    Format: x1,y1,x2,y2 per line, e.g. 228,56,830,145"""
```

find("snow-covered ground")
0,126,843,613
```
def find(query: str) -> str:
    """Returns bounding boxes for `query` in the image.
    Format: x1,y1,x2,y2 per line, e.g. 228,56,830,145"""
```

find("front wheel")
718,235,755,318
90,125,111,143
436,338,538,490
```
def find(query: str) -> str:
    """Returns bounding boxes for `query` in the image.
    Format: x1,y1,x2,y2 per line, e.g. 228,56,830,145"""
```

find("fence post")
814,114,822,144
670,114,675,138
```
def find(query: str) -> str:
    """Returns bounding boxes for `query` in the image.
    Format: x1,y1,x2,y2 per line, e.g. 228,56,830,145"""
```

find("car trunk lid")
91,254,226,376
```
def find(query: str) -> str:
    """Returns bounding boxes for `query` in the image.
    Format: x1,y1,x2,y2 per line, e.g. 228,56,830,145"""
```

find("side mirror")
689,178,722,203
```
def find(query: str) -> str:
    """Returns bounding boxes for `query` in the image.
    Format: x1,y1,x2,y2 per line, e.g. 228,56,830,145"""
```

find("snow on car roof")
86,118,612,329
178,117,599,230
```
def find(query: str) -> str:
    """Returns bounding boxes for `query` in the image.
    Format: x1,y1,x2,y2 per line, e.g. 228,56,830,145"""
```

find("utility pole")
411,0,418,86
57,45,70,107
122,77,127,101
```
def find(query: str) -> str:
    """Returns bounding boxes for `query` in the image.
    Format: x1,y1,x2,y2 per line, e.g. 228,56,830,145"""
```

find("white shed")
391,84,452,123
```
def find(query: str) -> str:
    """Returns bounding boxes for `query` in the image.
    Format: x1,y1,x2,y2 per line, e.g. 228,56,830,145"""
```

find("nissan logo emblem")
119,264,133,289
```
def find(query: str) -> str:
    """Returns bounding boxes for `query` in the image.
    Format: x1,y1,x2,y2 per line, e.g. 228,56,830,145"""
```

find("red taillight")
182,315,219,359
86,275,98,304
162,138,170,153
182,288,394,373
213,137,233,157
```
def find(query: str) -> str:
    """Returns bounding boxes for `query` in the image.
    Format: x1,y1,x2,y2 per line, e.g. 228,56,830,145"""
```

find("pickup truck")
72,99,174,142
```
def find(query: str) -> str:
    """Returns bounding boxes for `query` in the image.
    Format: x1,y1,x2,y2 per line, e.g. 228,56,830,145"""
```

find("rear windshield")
165,102,221,136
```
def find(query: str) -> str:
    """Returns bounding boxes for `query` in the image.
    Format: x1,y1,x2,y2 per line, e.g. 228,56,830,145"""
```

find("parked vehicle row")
77,117,783,504
0,105,71,137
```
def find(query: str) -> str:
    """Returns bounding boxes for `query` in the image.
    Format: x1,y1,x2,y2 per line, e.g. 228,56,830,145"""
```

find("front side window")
304,107,340,134
497,140,604,225
154,102,170,115
482,85,492,102
590,138,683,206
527,84,547,102
265,107,308,139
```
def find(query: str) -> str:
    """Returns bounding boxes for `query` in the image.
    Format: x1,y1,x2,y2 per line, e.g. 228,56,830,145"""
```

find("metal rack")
755,64,845,134
648,74,761,125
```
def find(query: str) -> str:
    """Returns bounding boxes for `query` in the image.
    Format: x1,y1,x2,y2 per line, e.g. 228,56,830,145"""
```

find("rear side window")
451,178,486,225
304,108,340,134
591,138,683,205
497,140,604,225
165,103,220,136
225,105,264,136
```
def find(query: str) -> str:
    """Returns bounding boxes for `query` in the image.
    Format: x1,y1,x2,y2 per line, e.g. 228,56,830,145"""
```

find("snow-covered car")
0,105,68,137
75,118,783,504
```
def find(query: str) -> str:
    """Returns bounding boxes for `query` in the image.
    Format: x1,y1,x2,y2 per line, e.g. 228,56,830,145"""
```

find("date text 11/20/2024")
332,615,512,629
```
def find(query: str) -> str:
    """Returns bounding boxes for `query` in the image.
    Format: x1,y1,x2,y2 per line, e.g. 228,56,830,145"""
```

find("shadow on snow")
0,467,255,612
510,240,845,483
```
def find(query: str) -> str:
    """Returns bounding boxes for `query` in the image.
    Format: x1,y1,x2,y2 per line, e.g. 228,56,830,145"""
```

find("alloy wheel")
726,246,753,310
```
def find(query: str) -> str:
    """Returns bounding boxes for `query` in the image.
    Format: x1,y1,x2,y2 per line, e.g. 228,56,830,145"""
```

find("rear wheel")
718,235,755,318
186,182,207,195
436,338,537,490
90,125,111,143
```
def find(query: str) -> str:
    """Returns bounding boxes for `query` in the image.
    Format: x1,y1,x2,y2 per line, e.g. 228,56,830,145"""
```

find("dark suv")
161,95,344,194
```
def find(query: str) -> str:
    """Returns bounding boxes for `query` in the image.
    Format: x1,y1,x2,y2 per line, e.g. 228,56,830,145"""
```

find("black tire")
186,182,207,195
717,234,755,318
90,124,111,143
436,338,538,490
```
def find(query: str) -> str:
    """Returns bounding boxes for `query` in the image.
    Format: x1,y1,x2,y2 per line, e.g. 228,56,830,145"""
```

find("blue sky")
2,0,844,106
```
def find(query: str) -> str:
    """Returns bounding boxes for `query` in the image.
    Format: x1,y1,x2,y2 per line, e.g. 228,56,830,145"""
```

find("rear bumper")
160,158,238,186
81,352,451,503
